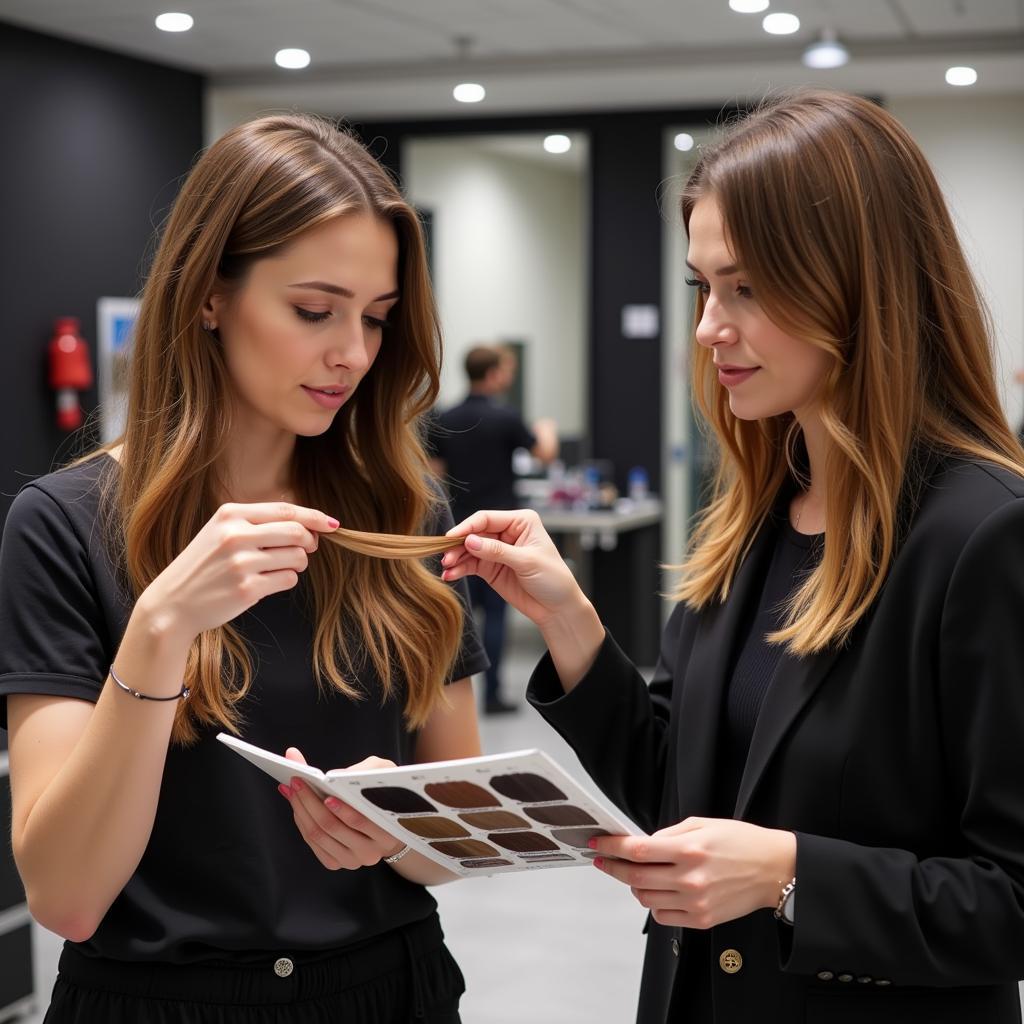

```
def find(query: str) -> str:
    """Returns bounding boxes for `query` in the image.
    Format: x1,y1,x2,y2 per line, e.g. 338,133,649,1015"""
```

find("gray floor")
22,612,1024,1021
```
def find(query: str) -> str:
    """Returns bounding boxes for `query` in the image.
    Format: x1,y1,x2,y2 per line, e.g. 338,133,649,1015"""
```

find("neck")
219,421,297,504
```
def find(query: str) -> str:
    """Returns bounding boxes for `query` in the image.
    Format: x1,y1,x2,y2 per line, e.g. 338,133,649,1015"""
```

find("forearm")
15,605,191,938
538,597,605,692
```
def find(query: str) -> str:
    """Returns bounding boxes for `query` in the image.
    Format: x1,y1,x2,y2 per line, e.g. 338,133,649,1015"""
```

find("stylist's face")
209,213,398,438
688,197,829,422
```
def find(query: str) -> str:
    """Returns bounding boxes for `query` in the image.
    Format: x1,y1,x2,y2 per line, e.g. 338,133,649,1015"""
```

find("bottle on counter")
627,466,649,502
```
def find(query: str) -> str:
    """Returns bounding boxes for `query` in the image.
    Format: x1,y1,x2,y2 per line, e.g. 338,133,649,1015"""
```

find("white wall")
890,94,1024,432
404,138,587,435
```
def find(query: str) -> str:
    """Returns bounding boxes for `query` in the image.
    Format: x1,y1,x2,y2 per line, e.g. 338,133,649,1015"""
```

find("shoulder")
4,455,114,556
910,456,1024,542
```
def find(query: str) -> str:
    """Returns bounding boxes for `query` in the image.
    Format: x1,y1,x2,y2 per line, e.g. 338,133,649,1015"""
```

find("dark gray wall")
0,22,204,522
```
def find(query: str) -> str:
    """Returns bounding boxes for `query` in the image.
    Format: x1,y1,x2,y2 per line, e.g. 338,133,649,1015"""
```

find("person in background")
429,345,558,714
441,90,1024,1022
1,112,487,1024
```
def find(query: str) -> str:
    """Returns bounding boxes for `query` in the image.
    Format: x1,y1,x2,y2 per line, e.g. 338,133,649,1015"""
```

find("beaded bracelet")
109,665,190,702
383,845,411,865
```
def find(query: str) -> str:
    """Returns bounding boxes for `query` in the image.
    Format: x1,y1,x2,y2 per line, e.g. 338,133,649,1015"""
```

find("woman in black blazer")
441,90,1024,1023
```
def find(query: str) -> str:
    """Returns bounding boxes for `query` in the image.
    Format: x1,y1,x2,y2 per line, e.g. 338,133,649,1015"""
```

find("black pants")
44,914,464,1023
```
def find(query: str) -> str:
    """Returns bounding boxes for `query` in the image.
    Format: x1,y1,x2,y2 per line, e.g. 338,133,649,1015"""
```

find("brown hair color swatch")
489,773,566,803
322,528,463,560
360,787,435,814
430,839,499,859
487,831,559,853
458,811,530,830
524,805,597,827
398,816,469,840
424,781,499,809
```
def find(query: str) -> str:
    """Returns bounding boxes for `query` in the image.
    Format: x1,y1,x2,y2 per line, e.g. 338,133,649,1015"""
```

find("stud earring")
202,321,215,332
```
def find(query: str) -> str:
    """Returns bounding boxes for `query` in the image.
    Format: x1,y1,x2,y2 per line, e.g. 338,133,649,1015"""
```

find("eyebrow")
685,260,741,276
289,281,400,302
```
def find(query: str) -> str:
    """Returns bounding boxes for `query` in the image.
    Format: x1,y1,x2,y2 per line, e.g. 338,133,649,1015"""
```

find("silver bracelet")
383,845,411,865
109,664,190,702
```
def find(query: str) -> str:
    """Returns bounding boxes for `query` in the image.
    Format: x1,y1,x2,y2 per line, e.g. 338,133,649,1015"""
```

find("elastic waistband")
57,914,445,1006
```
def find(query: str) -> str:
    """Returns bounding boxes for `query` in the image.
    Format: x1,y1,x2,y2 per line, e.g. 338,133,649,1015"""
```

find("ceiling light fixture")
275,48,311,70
155,12,193,32
544,134,572,155
674,133,695,152
763,12,800,34
453,83,486,103
729,0,769,12
945,65,978,86
802,29,849,69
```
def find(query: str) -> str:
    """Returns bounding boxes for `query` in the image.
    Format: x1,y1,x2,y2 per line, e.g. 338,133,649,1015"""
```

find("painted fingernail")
594,857,604,869
292,778,304,792
327,517,340,529
278,784,292,798
588,838,597,849
325,797,341,810
465,534,482,550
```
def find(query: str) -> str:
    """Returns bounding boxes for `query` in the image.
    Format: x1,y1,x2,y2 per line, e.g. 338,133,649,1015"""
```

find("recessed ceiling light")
802,30,849,69
543,134,572,155
763,12,800,34
155,12,193,32
674,133,695,152
945,65,978,86
729,0,769,12
453,82,486,103
275,48,311,70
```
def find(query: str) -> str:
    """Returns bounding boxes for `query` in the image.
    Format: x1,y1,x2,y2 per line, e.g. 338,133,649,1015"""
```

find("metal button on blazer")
719,949,743,974
671,938,680,957
875,979,892,987
857,976,873,984
274,957,294,978
837,973,854,983
816,971,834,981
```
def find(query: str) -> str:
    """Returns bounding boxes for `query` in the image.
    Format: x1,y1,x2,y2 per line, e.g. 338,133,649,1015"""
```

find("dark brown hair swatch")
424,781,499,809
460,858,514,869
487,831,560,853
552,827,610,849
430,839,499,859
524,805,598,827
488,773,566,803
458,810,530,830
361,787,436,813
398,816,469,840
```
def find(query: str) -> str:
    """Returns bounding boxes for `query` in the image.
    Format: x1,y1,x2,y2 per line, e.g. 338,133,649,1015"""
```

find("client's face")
688,197,829,424
211,212,398,439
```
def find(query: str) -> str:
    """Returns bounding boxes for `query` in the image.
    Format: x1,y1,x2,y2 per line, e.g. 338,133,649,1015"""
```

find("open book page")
217,734,643,876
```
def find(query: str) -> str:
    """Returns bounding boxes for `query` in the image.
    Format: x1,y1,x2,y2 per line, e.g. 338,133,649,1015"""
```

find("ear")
201,292,228,330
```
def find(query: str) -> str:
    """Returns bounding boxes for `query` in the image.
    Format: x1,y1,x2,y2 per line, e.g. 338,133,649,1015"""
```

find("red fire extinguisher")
48,316,94,431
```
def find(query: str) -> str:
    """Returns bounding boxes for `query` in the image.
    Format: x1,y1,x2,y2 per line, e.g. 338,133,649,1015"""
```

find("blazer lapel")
733,638,842,819
674,524,777,818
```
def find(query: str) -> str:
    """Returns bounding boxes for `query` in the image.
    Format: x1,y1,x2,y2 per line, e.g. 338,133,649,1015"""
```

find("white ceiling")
4,0,1023,120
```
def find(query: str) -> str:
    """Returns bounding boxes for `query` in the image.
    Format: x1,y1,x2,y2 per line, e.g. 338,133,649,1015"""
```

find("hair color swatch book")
217,734,644,876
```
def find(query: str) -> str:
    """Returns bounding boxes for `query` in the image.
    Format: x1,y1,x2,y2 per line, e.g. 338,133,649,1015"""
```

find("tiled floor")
21,611,1024,1021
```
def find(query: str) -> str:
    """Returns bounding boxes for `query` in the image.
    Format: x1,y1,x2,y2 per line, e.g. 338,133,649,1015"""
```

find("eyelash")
293,307,391,330
684,277,753,299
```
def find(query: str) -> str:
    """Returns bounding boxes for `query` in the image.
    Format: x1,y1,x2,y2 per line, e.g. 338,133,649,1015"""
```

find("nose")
325,316,374,374
694,295,737,350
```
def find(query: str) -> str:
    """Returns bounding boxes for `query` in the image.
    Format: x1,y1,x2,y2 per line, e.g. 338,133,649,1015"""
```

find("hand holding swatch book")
218,735,642,876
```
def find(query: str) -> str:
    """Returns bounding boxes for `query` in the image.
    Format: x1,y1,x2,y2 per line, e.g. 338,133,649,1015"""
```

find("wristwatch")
774,877,796,925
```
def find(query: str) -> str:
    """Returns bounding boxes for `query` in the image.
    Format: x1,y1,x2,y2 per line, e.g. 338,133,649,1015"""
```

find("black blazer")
529,457,1024,1023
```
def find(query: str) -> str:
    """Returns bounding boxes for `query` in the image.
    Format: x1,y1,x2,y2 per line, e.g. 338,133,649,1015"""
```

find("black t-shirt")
429,395,536,523
0,454,488,964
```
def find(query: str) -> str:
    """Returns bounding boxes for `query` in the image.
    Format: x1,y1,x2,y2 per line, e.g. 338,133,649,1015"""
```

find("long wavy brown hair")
96,113,463,743
674,90,1024,654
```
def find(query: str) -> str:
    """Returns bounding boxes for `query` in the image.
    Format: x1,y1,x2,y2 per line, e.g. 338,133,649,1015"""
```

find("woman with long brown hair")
0,113,486,1022
441,90,1024,1022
